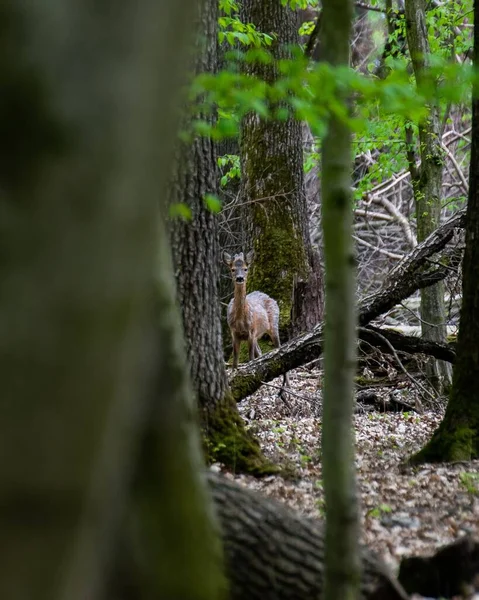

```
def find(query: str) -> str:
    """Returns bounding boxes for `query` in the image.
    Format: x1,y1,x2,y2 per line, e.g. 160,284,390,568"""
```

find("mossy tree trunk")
405,0,452,394
0,1,226,599
410,0,479,464
321,1,361,600
169,0,274,476
239,0,323,340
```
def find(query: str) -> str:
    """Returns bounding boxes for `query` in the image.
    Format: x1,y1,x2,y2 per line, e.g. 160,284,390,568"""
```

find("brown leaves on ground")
215,365,479,600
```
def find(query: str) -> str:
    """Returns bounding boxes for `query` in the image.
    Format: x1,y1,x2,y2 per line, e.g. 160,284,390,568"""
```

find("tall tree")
320,1,361,600
405,0,452,393
169,0,273,474
410,0,479,464
0,1,225,598
239,0,323,341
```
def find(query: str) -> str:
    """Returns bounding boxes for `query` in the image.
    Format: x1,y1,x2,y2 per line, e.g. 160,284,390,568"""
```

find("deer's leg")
232,335,240,369
248,335,258,362
270,327,280,348
254,341,262,358
270,328,290,395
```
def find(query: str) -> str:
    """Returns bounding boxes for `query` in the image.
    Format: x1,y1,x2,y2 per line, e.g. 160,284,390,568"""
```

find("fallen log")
356,389,418,413
230,209,465,401
208,471,410,600
398,535,479,599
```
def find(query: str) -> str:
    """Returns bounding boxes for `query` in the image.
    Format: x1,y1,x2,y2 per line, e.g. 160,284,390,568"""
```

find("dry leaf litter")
214,365,479,600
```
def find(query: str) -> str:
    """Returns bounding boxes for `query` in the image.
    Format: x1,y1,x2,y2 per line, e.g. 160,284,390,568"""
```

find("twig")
260,380,296,411
359,327,436,403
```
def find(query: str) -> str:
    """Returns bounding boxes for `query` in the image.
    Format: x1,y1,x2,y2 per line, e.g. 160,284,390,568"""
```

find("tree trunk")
404,0,452,393
113,223,227,600
239,0,323,341
0,1,225,599
169,0,274,475
229,208,464,401
410,0,479,463
208,472,409,600
320,1,361,599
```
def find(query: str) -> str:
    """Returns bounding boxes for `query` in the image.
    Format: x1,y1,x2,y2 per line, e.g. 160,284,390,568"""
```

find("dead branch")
360,326,456,364
209,471,409,600
229,210,464,401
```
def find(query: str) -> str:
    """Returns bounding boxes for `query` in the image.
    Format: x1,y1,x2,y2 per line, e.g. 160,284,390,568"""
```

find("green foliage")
218,17,274,47
459,471,479,495
218,0,274,47
169,202,192,221
367,503,392,519
299,20,316,36
218,0,238,16
204,193,222,213
281,0,319,9
198,2,475,197
218,153,241,186
192,47,474,143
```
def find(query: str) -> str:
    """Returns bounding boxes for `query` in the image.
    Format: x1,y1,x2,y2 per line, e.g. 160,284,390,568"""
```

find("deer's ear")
246,250,254,264
223,251,232,266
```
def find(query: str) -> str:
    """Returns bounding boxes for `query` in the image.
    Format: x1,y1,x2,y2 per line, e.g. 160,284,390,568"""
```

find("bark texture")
229,209,465,401
208,472,409,600
405,0,452,392
320,1,360,599
239,0,323,339
170,0,273,475
0,1,225,599
410,0,479,463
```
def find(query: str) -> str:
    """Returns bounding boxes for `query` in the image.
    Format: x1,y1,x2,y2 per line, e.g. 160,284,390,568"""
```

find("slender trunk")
410,0,479,463
320,1,360,600
404,0,452,393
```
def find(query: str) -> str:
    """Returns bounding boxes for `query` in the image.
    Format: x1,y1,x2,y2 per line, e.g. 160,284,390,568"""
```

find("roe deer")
223,251,281,369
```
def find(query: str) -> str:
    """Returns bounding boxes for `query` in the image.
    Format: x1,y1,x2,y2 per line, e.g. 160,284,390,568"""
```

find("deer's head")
223,250,254,286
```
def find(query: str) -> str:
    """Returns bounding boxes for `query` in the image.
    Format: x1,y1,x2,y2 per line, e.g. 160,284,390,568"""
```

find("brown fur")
223,251,280,369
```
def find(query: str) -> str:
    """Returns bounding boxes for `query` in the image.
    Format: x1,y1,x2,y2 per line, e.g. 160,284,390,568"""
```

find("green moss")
241,118,309,339
248,225,307,332
225,337,278,367
408,425,478,464
201,391,279,476
229,355,287,404
230,372,263,403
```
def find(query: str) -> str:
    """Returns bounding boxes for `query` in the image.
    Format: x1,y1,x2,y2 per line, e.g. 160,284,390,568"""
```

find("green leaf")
169,203,192,221
204,194,222,213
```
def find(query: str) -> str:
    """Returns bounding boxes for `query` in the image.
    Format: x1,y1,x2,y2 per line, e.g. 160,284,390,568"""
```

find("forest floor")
219,363,479,598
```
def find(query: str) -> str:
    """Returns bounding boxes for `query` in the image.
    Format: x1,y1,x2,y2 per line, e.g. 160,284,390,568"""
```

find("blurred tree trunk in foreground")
0,2,224,599
320,1,361,600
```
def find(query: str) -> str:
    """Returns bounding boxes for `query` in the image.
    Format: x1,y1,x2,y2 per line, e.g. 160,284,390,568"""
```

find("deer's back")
227,291,279,338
